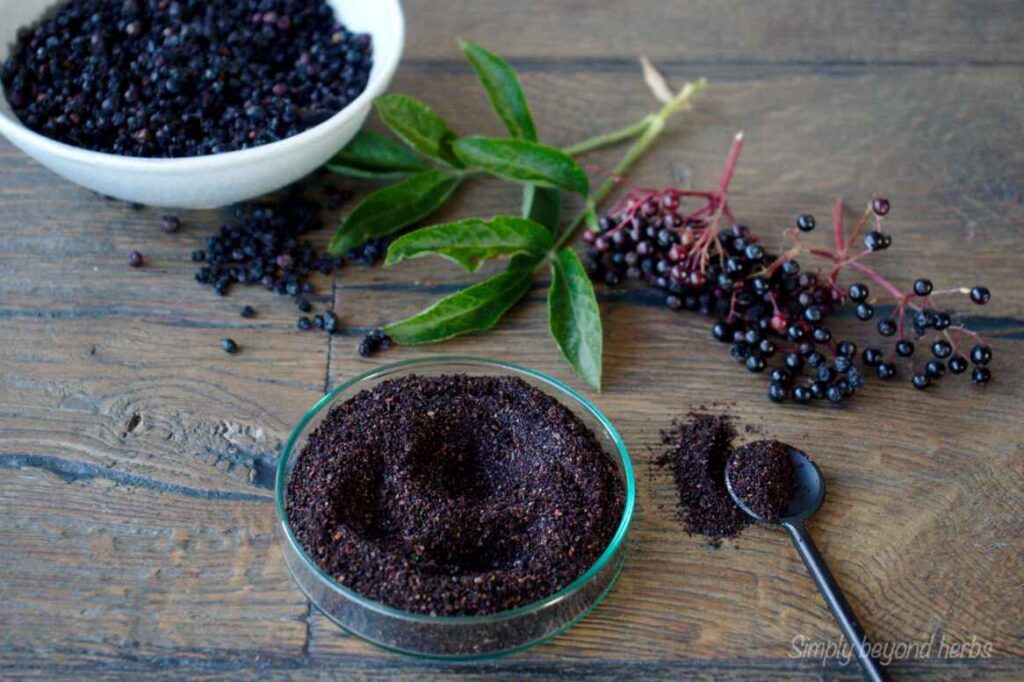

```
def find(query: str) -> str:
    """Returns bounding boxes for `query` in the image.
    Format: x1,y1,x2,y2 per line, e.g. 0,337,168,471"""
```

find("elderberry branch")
555,77,708,251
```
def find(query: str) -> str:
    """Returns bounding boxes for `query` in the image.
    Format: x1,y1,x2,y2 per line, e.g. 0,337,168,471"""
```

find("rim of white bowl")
0,0,405,170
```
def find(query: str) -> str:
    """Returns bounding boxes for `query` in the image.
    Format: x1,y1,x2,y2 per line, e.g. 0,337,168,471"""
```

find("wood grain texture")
1,1,1023,680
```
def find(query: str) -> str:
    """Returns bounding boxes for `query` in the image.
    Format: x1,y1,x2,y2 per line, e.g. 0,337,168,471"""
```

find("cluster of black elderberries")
582,137,993,405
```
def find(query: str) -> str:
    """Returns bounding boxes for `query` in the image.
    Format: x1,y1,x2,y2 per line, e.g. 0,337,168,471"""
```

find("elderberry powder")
286,374,624,616
2,0,373,157
656,413,798,543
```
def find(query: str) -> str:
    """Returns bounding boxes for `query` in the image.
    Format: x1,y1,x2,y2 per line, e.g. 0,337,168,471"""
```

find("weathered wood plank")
1,1,1023,679
403,0,1024,64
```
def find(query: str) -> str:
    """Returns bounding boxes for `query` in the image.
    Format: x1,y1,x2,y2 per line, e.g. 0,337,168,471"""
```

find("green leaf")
328,130,430,172
375,94,462,167
328,171,461,255
522,185,562,233
386,215,553,272
384,264,535,344
453,136,589,195
324,163,418,182
548,248,603,390
459,40,537,142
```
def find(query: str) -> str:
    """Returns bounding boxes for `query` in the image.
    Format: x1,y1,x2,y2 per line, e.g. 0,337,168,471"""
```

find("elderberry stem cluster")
582,138,994,405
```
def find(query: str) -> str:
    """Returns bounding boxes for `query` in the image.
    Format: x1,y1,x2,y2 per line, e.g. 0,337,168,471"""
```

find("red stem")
717,132,744,193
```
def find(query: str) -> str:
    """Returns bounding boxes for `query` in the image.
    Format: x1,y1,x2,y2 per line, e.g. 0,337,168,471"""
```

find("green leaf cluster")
323,40,604,389
325,42,706,389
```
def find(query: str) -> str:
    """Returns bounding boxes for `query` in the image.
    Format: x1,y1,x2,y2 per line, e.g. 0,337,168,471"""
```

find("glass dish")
274,356,635,659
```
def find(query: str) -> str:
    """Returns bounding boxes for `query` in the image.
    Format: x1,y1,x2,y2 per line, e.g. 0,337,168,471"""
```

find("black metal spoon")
725,447,891,682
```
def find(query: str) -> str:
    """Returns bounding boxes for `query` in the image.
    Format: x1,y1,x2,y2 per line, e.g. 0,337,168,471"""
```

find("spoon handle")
783,521,891,682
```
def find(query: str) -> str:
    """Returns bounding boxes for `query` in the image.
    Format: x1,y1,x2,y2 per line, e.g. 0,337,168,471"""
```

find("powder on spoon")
726,439,796,521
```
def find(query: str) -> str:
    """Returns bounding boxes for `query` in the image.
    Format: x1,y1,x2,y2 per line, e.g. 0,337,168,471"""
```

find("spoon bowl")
725,446,825,523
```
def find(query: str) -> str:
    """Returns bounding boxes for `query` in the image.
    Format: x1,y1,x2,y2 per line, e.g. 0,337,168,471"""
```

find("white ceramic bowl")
0,0,405,208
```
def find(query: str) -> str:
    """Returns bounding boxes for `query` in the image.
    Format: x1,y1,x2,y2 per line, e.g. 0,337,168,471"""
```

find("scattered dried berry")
161,216,181,234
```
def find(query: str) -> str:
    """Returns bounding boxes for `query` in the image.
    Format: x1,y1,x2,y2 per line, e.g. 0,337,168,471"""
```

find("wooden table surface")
2,1,1022,679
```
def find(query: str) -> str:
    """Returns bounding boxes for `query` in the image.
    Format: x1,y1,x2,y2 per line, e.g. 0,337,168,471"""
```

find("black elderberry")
787,325,806,342
864,231,891,251
925,360,945,379
813,327,832,344
970,344,992,366
128,250,144,267
855,303,874,321
872,197,891,216
971,366,991,385
758,339,777,357
796,214,816,232
297,298,313,313
862,347,884,367
785,353,804,371
297,316,312,330
895,340,915,357
826,385,844,404
161,216,181,233
913,278,933,296
912,311,935,330
912,373,930,390
746,355,767,373
745,244,765,261
313,314,325,330
240,305,256,319
970,286,991,305
221,338,238,354
818,366,837,383
712,321,733,342
770,368,790,384
949,355,969,374
322,311,339,333
803,306,823,323
876,362,897,380
781,260,800,277
792,385,812,404
931,340,952,359
834,355,853,374
848,283,869,302
933,312,952,330
837,341,857,357
877,319,897,336
768,382,787,403
810,381,828,399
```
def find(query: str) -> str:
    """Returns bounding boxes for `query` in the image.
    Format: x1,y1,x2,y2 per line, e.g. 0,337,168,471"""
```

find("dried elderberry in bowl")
0,0,404,208
274,357,635,659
